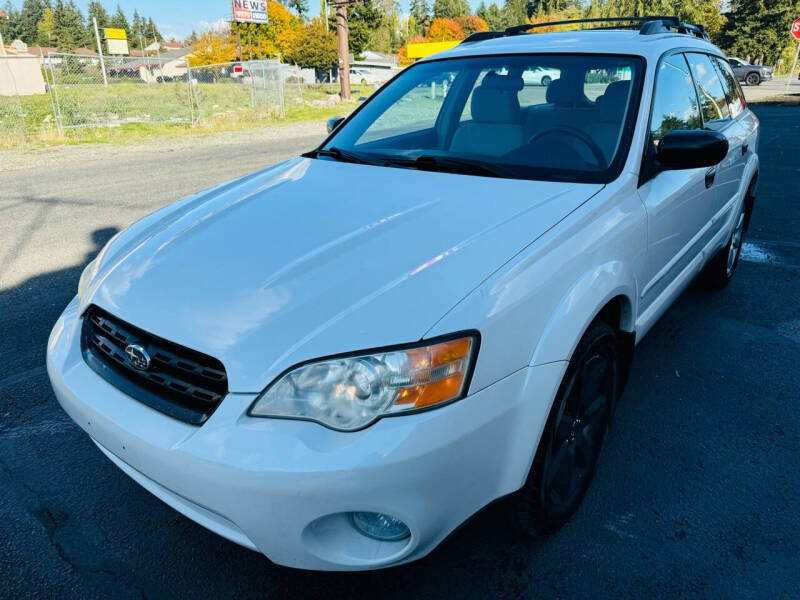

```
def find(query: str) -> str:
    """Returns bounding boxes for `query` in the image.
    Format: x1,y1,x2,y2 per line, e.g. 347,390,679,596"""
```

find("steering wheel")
528,126,606,168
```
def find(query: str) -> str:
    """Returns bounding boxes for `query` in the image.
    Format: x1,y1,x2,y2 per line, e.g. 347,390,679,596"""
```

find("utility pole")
331,0,351,99
92,17,108,86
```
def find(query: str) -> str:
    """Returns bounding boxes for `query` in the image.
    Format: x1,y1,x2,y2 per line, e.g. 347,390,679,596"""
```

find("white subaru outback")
47,17,759,571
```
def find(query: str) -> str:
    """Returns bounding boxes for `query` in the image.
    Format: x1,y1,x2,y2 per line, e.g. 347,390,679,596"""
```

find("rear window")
710,55,745,118
686,53,731,126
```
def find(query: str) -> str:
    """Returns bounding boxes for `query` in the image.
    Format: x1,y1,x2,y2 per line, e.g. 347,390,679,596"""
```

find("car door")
686,52,740,240
637,52,714,312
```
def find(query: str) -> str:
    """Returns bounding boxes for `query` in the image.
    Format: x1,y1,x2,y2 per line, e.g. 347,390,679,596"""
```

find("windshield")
320,54,643,183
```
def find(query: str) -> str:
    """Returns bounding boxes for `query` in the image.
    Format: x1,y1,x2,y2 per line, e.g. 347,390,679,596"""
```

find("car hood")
88,157,602,391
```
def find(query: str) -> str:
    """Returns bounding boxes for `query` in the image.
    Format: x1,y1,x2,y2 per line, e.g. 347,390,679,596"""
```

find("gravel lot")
1,106,799,598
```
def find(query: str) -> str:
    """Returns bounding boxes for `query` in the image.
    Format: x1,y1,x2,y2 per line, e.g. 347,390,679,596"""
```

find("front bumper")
47,298,565,570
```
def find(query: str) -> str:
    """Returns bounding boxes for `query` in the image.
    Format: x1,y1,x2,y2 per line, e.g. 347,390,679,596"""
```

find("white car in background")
48,16,759,571
522,65,561,86
349,67,388,85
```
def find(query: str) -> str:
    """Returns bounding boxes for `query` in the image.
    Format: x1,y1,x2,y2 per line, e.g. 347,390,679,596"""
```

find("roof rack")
460,15,709,44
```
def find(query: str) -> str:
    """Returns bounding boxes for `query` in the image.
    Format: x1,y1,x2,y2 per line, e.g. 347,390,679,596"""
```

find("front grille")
81,305,228,425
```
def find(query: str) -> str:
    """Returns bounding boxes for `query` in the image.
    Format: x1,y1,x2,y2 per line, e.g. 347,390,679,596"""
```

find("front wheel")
745,72,761,86
541,75,552,87
512,321,618,535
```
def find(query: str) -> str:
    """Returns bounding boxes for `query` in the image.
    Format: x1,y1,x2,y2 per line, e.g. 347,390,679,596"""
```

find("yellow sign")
406,40,460,59
105,28,127,40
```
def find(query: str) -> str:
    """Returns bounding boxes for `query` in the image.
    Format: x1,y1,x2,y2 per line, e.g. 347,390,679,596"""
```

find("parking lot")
1,104,798,598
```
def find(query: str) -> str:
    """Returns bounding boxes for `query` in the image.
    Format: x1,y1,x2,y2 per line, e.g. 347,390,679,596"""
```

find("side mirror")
327,116,345,134
657,130,729,170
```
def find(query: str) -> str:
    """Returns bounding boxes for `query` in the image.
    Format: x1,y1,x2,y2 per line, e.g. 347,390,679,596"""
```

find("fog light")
351,511,410,541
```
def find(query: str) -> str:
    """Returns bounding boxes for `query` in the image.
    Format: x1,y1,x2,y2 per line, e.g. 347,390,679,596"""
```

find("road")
1,107,799,599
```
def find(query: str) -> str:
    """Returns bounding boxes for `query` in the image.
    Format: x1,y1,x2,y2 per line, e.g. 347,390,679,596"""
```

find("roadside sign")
231,0,268,24
105,28,127,40
792,19,800,40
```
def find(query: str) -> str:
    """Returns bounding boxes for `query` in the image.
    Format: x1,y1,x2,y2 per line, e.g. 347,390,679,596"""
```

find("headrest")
480,70,524,92
545,78,577,106
598,80,631,108
470,73,522,123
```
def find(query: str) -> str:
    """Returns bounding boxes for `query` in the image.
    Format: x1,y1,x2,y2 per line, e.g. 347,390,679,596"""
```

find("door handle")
705,168,717,188
742,143,749,156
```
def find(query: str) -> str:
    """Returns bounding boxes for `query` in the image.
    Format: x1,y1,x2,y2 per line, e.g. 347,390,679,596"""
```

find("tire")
512,320,618,535
541,75,552,87
745,72,761,86
702,200,748,289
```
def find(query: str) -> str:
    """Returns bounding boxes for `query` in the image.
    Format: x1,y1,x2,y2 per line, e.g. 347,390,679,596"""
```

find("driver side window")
649,54,703,147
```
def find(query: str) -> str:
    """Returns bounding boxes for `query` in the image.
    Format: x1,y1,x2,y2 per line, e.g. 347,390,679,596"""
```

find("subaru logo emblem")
125,344,151,371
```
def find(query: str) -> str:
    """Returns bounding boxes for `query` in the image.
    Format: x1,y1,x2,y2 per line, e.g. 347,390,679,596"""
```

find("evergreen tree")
87,1,109,30
477,1,505,29
722,0,796,64
1,1,23,43
53,0,85,50
502,0,528,25
19,0,48,45
108,5,129,33
410,0,432,30
288,0,309,18
131,9,143,48
146,16,160,42
433,0,471,19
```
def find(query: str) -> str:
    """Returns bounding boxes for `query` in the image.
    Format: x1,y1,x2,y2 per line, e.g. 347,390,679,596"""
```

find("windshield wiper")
384,154,504,178
307,147,375,165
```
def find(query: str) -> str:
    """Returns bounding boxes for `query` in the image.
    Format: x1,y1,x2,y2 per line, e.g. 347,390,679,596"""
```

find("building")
108,47,192,82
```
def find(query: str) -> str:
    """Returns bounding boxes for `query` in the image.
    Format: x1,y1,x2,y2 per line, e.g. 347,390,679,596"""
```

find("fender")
531,261,637,367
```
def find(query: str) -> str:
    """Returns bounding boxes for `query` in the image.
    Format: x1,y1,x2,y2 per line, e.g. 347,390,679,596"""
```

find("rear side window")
710,55,745,118
686,53,731,126
649,54,702,145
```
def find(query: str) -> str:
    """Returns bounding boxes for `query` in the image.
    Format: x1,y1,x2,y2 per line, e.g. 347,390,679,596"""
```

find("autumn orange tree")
454,15,489,35
425,17,465,41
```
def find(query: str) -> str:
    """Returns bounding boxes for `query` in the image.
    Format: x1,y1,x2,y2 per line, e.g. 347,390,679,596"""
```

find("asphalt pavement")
1,106,798,599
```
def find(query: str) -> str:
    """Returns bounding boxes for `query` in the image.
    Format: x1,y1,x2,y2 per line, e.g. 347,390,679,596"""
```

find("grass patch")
1,82,376,150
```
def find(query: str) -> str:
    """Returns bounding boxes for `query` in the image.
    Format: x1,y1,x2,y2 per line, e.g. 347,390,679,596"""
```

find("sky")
7,0,487,39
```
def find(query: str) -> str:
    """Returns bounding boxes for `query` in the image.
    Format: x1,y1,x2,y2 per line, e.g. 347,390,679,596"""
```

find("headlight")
77,258,99,298
249,333,478,431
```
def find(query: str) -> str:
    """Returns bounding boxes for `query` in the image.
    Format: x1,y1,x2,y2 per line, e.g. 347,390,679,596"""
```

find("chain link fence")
46,52,193,129
0,58,30,143
187,59,285,124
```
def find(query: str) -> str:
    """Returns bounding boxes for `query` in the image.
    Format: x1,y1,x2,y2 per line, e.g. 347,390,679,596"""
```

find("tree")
146,17,161,42
53,0,86,51
410,0,432,31
283,18,337,68
188,30,236,65
432,0,471,19
455,15,489,34
477,1,505,29
347,0,386,58
108,5,129,32
721,0,795,64
502,0,529,26
288,0,309,19
19,0,48,45
36,7,56,46
1,1,23,43
87,2,109,30
260,1,299,58
426,17,464,40
131,9,143,47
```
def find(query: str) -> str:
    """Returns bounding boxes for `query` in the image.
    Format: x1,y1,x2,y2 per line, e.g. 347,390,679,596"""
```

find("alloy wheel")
727,209,746,277
541,349,614,519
